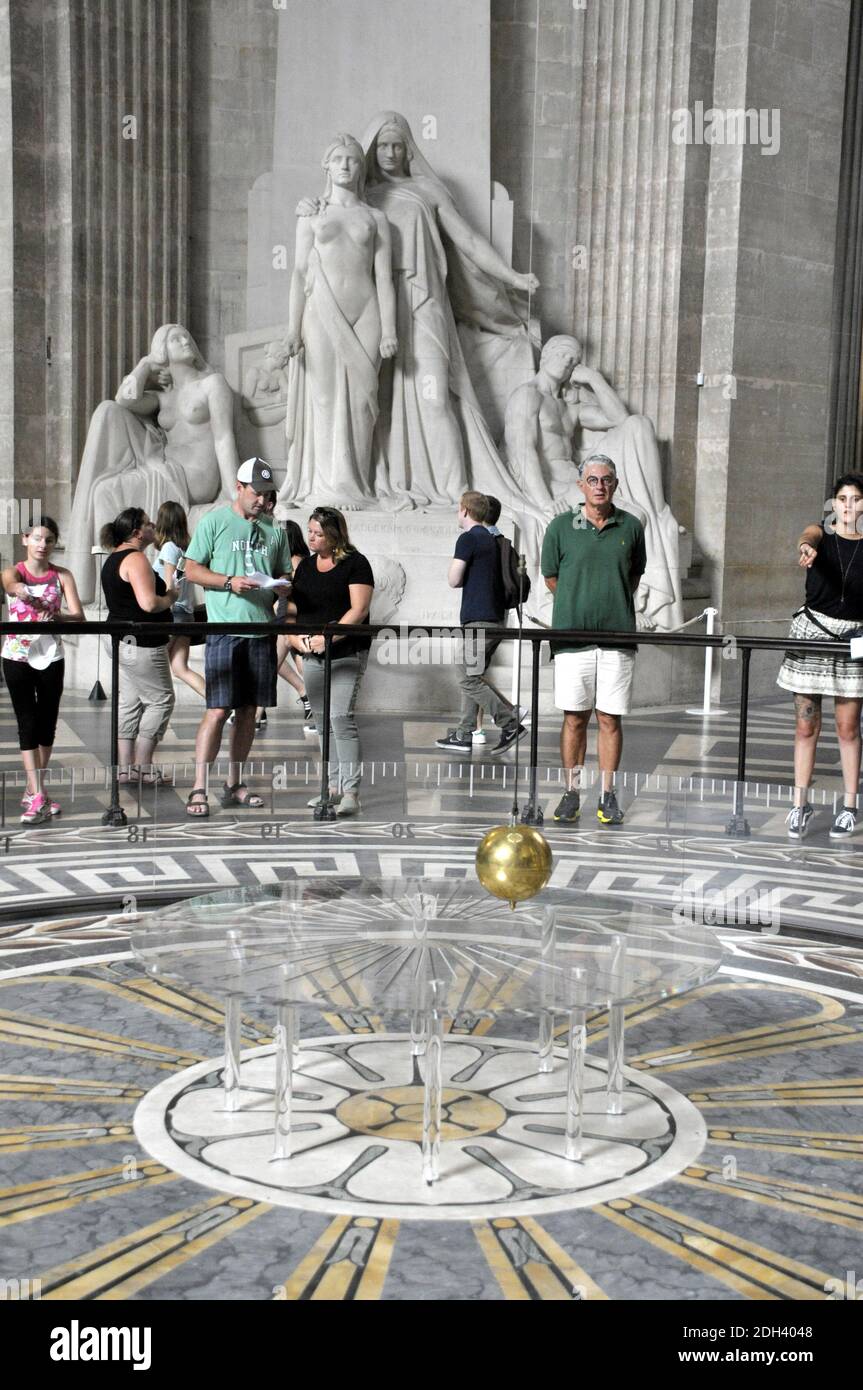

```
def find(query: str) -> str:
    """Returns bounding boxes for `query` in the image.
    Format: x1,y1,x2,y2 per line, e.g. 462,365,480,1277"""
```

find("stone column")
0,1,12,519
493,0,699,498
2,1,190,531
69,0,190,467
692,0,852,692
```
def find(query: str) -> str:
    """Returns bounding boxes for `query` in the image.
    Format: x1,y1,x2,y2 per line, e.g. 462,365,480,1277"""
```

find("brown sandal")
185,788,210,818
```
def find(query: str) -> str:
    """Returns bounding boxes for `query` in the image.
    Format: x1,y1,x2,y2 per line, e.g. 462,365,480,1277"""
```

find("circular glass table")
131,879,723,1184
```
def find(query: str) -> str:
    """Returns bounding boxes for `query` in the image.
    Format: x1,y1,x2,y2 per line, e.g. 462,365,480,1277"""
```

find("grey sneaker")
336,791,361,817
830,806,858,839
553,789,581,823
786,803,813,840
307,790,341,808
597,789,624,826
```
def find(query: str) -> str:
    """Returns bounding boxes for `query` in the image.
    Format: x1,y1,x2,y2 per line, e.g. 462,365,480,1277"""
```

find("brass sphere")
475,822,553,907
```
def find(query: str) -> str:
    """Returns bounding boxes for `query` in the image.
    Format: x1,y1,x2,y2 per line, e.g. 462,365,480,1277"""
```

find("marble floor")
1,689,862,1301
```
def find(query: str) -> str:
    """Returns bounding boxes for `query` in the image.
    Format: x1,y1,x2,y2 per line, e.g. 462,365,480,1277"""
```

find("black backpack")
496,534,531,610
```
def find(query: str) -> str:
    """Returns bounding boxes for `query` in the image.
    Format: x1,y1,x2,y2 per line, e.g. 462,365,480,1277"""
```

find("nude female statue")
278,134,397,508
67,324,239,603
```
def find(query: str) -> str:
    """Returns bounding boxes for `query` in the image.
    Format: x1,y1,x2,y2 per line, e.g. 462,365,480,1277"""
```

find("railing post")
313,630,337,822
725,645,751,838
101,634,127,827
521,636,544,825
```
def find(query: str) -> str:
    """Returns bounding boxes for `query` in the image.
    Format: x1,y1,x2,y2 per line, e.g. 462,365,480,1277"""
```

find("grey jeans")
456,621,516,736
303,652,367,793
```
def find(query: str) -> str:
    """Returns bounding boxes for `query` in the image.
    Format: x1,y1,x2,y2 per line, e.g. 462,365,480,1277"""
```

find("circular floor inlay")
336,1086,507,1141
134,1035,707,1220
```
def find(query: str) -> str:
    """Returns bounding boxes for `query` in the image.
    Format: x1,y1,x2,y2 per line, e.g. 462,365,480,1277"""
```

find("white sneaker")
786,803,813,839
336,791,361,816
472,730,487,744
307,790,340,808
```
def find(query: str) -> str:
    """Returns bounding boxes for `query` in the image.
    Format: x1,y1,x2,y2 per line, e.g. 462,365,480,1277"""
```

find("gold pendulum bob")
475,822,553,909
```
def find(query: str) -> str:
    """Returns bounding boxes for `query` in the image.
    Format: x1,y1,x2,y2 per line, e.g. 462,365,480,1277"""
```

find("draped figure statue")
359,111,540,509
277,134,397,508
67,324,239,604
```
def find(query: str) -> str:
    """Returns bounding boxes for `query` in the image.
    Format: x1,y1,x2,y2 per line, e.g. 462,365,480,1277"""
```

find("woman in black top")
101,507,177,784
777,474,863,839
288,508,374,815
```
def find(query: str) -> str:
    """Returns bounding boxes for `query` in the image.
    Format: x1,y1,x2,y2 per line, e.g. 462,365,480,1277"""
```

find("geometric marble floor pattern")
2,846,863,1299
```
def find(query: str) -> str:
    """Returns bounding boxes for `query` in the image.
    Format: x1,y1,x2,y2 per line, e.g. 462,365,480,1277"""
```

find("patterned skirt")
776,608,863,698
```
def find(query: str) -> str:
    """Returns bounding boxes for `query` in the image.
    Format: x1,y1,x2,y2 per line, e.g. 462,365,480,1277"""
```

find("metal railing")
0,616,847,836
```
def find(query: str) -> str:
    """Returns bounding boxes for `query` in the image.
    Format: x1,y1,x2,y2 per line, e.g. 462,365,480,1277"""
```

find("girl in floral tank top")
1,517,84,823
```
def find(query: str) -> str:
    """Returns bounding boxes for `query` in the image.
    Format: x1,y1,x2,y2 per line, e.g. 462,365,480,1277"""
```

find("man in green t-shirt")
540,455,646,828
184,457,292,816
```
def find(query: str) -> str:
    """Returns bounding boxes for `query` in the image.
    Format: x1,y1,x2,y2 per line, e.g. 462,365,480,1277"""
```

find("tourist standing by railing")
541,456,645,827
275,517,316,736
183,458,292,817
777,473,863,840
1,516,84,823
100,507,177,786
153,501,205,699
287,507,373,816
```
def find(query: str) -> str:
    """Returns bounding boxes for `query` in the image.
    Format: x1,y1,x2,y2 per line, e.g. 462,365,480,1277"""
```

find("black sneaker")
435,730,473,753
490,723,527,756
597,789,624,826
785,804,813,840
553,790,581,823
830,806,858,839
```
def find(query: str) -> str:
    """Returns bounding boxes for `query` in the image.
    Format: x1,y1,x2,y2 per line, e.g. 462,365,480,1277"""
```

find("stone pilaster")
692,0,852,689
69,0,190,468
493,0,698,499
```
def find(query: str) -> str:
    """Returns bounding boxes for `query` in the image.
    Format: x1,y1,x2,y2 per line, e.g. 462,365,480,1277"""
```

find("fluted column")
70,0,189,464
493,0,695,486
569,0,695,442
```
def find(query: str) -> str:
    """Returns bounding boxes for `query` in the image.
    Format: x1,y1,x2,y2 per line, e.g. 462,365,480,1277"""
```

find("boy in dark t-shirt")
435,492,526,755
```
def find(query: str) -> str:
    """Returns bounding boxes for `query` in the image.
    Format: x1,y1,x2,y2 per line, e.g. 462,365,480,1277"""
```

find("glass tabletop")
131,879,723,1017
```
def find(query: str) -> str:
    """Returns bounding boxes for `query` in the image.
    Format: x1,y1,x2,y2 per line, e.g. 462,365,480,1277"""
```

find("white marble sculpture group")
67,111,683,630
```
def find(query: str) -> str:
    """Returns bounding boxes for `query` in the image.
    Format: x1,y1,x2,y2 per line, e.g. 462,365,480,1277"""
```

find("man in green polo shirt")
541,454,646,827
184,457,292,816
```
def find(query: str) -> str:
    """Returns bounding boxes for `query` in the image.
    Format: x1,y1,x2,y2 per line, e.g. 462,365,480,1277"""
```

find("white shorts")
553,648,636,715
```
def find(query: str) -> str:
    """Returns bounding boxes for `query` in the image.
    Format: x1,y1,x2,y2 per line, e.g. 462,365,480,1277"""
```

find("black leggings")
2,658,65,751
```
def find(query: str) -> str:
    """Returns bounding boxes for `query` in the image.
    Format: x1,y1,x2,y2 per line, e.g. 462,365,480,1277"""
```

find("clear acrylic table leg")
223,993,242,1112
537,906,557,1073
411,1011,426,1057
565,1006,587,1161
271,1002,296,1161
537,1011,554,1073
606,933,626,1115
606,1002,625,1115
422,982,444,1184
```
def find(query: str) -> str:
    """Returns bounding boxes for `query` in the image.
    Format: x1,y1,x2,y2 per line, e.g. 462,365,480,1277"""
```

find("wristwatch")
222,576,233,592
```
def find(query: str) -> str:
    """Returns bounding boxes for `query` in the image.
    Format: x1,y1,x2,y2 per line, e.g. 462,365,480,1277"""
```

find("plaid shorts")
205,634,278,710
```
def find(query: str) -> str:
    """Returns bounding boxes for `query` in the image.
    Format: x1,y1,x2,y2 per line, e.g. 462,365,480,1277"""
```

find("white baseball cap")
237,457,274,491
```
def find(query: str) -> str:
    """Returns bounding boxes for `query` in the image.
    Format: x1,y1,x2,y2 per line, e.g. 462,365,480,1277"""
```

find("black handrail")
0,616,849,837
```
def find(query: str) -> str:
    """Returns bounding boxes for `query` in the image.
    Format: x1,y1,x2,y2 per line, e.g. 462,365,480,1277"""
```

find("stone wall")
188,0,278,371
